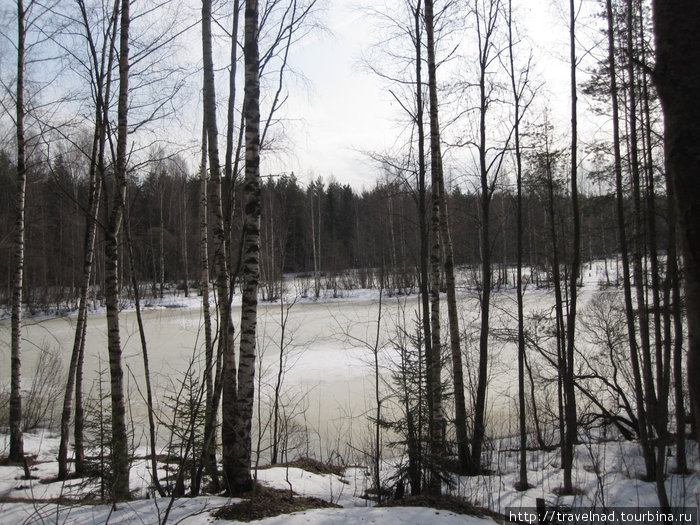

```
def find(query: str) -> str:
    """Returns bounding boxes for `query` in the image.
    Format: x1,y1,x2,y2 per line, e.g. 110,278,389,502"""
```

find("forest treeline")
0,149,667,311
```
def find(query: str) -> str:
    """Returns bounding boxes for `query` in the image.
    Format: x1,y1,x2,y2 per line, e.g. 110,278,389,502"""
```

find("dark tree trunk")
627,0,658,485
606,0,654,477
124,209,164,496
507,0,529,491
562,0,579,494
470,0,499,474
652,0,700,454
667,170,687,474
432,33,468,480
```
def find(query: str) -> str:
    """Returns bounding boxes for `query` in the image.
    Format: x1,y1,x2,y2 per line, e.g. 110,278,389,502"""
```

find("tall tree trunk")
58,0,118,479
223,0,241,281
628,1,658,478
103,0,131,500
638,12,670,505
229,0,261,494
429,33,468,479
73,295,87,475
669,198,687,474
9,0,27,463
652,0,700,453
58,145,102,480
124,206,164,496
562,0,579,494
507,0,529,490
424,0,446,494
413,1,428,495
606,0,653,477
542,142,567,473
438,178,469,475
196,120,219,495
202,0,238,494
471,0,493,474
663,136,687,474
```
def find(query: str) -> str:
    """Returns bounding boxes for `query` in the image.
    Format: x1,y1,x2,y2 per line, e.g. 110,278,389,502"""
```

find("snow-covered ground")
1,428,698,524
0,429,499,524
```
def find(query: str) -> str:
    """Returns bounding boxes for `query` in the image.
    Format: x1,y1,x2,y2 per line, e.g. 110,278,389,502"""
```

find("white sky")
262,1,398,188
259,0,598,190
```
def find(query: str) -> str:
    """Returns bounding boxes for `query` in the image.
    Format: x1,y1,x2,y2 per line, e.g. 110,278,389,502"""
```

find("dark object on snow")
394,479,405,500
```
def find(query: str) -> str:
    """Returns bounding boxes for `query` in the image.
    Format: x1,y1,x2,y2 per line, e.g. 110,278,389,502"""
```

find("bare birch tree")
57,0,118,480
102,0,131,500
424,0,446,494
228,0,262,494
9,0,28,463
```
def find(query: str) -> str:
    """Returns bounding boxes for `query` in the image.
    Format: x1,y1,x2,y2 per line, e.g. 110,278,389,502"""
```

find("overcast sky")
257,0,595,190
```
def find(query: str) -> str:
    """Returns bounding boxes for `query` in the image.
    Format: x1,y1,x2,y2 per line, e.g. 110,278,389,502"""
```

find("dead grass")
258,456,346,477
213,483,341,522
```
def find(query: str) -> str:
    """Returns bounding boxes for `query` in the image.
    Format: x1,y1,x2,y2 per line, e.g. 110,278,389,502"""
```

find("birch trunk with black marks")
424,0,445,494
223,0,241,279
421,2,468,475
413,1,428,495
58,0,117,480
437,126,468,476
58,139,102,480
103,0,131,500
9,0,27,464
202,0,238,494
229,0,261,495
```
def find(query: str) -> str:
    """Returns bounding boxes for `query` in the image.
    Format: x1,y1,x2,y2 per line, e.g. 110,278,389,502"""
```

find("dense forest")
1,0,699,516
0,151,667,311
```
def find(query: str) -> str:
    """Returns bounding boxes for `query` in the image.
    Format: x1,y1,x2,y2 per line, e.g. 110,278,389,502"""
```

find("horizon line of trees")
0,149,669,312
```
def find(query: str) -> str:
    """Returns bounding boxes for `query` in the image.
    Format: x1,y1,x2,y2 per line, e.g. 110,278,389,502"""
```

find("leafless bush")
0,345,64,432
22,345,65,430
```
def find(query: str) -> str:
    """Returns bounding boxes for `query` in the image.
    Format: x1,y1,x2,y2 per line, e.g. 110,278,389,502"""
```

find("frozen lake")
1,262,613,462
